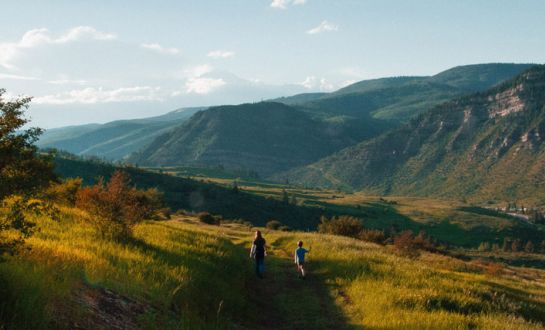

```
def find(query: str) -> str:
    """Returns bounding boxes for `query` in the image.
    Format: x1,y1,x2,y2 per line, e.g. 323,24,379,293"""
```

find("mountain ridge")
279,65,545,204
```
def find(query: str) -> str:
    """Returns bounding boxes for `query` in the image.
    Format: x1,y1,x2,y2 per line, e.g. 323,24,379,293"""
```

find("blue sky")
1,0,544,128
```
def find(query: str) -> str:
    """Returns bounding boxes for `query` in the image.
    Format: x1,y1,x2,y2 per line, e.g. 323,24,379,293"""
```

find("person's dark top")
253,238,266,258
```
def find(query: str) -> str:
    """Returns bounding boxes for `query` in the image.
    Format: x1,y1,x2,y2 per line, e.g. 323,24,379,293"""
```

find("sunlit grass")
1,206,544,329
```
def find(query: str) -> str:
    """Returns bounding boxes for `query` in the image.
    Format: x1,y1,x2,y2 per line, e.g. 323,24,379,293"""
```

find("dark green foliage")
54,157,325,230
0,89,56,200
318,215,363,238
198,212,219,225
266,220,282,230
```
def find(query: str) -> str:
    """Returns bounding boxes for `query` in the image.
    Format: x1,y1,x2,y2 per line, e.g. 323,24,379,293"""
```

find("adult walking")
250,230,267,278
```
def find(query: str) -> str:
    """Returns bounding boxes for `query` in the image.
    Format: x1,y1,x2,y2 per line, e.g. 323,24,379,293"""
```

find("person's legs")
298,263,305,278
256,257,264,278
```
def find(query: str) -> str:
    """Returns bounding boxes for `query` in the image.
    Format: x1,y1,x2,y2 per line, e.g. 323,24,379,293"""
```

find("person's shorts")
297,261,304,266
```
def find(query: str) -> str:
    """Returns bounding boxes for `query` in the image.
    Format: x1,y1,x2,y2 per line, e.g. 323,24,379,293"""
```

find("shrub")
43,178,82,206
0,196,59,257
198,212,219,225
75,171,163,240
359,229,386,245
266,220,283,230
394,230,419,258
278,225,291,232
318,215,363,238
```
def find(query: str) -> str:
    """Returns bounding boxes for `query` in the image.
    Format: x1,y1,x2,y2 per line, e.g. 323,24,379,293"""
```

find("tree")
0,89,56,200
1,90,56,256
75,171,164,240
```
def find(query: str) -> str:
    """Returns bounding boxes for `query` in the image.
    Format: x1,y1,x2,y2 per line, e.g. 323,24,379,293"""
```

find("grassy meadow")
1,204,545,329
146,167,544,248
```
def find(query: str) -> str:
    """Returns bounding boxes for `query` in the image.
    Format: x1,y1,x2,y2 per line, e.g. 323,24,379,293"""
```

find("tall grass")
0,208,254,329
269,231,545,329
1,206,544,329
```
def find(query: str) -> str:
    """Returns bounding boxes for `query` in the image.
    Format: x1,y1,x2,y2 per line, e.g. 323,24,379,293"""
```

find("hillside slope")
38,107,203,160
280,63,533,121
282,65,545,204
128,102,390,175
1,216,544,329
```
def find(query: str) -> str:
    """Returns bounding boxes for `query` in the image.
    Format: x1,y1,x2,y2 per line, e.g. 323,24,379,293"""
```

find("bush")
394,230,419,258
75,171,164,241
278,225,291,232
43,178,82,206
198,212,219,225
318,215,363,238
266,220,283,230
359,229,386,245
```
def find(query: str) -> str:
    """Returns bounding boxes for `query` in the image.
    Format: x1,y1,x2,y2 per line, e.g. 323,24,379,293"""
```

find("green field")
145,167,545,248
1,207,545,329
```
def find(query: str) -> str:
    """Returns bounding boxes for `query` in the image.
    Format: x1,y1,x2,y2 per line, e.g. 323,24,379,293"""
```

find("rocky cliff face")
281,66,545,204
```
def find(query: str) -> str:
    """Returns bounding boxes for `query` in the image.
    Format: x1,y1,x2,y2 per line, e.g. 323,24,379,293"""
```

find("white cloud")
306,20,339,34
0,26,116,70
300,76,335,91
185,77,226,94
33,86,163,105
140,43,180,55
48,79,88,85
270,0,306,9
184,64,213,78
207,50,235,59
0,72,39,80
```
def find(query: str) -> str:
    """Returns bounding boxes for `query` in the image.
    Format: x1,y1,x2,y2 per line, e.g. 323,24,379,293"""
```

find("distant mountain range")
279,65,545,204
40,63,534,180
37,107,204,160
275,63,534,121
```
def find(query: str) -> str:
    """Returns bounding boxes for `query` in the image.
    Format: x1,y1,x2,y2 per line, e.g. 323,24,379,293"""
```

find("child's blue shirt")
294,247,308,263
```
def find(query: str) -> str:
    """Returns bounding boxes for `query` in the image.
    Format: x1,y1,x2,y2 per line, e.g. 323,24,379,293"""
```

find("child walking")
294,240,310,278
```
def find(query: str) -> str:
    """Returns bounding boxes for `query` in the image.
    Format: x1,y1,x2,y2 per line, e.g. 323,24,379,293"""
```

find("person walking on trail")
294,240,310,279
250,230,267,278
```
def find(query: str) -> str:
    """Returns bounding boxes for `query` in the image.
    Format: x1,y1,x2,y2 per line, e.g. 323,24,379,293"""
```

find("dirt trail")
241,236,350,330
